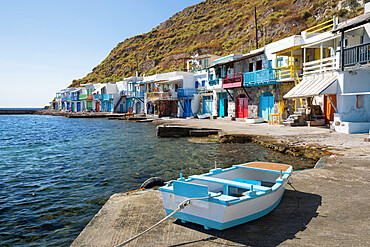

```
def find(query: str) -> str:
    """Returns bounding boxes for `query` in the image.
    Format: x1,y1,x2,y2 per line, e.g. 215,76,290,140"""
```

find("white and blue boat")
159,162,292,230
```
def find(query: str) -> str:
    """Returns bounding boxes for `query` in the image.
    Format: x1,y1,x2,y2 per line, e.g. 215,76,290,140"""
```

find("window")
256,60,262,70
277,57,283,67
357,95,364,109
249,62,253,72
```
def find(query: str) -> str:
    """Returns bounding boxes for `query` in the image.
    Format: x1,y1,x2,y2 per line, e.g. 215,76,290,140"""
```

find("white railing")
303,56,338,75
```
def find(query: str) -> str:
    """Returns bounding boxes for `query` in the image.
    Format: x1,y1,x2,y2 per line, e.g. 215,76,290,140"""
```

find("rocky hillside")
71,0,364,87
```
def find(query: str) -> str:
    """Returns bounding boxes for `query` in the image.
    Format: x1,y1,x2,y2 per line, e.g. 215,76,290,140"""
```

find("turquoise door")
218,92,227,117
203,96,213,114
71,102,75,112
260,92,274,120
108,102,112,112
120,104,124,112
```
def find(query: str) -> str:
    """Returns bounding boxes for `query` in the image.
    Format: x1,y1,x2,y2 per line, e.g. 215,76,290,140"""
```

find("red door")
237,95,248,118
95,102,100,112
324,94,336,124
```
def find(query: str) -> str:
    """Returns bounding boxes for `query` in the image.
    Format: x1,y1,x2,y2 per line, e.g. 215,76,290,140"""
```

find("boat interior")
167,162,292,201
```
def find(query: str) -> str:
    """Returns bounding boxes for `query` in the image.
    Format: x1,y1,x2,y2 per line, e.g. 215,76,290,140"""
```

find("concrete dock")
72,119,370,246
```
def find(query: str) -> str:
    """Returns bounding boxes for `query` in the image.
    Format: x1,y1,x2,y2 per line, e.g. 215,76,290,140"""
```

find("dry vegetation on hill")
71,0,364,87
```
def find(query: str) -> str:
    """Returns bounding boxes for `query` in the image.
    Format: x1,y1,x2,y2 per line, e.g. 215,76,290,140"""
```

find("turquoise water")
0,115,315,246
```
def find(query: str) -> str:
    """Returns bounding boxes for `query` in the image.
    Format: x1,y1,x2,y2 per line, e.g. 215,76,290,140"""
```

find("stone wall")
227,82,295,119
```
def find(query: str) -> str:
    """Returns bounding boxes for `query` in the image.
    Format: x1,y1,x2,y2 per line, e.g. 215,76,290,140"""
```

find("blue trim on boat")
165,193,284,230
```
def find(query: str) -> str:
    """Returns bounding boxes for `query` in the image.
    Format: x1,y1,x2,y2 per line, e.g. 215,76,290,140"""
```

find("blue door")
71,102,75,112
218,92,227,117
77,102,81,112
183,98,192,117
108,102,112,112
120,104,124,113
260,92,274,120
126,98,133,112
203,96,213,114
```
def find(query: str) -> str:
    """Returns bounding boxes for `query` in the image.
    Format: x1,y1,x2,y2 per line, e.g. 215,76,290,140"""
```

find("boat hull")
161,180,287,230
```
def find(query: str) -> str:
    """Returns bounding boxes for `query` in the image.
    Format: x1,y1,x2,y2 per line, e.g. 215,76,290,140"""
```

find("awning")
283,75,338,99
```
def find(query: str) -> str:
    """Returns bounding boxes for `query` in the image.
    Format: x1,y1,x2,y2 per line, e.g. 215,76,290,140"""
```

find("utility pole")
255,6,258,49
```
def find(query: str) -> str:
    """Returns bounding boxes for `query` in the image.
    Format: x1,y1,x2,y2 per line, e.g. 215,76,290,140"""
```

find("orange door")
324,94,336,124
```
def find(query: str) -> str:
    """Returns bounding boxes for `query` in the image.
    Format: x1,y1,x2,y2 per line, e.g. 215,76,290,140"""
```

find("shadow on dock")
170,190,321,247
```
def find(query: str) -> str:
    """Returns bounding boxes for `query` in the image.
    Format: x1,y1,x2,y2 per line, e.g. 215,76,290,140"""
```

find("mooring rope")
115,192,221,247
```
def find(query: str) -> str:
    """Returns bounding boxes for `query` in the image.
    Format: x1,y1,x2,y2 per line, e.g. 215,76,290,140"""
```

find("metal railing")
87,95,94,100
303,56,337,75
120,90,127,96
303,18,333,37
343,42,370,67
223,73,243,83
243,68,276,86
178,88,196,98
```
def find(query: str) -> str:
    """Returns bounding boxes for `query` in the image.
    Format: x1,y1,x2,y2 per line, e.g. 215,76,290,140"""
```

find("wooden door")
237,95,248,118
324,94,337,124
260,92,274,120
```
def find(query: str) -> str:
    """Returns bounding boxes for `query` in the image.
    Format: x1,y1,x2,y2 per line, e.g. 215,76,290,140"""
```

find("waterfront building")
114,80,128,113
92,83,119,112
70,88,82,112
79,83,94,111
187,54,221,117
123,76,144,114
144,71,196,117
284,7,370,133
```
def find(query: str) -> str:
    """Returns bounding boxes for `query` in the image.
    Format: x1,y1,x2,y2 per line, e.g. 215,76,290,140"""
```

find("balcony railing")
66,97,71,101
61,97,67,102
79,94,87,100
303,56,337,75
178,88,196,98
146,92,177,100
209,78,221,86
243,69,277,87
87,95,93,100
120,90,127,96
135,91,144,98
343,42,370,67
93,94,103,100
222,73,243,89
102,94,114,101
71,95,80,101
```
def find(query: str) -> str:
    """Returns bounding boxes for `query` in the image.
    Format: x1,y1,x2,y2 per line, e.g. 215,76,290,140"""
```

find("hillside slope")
72,0,364,87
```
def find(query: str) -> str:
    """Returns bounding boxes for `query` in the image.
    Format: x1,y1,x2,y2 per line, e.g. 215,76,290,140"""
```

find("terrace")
222,73,243,89
243,68,278,87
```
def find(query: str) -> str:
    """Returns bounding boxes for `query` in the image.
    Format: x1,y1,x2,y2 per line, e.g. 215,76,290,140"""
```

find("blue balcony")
102,94,114,101
93,94,103,100
120,90,127,96
135,91,144,98
178,88,196,98
71,95,79,101
243,69,278,87
209,79,220,86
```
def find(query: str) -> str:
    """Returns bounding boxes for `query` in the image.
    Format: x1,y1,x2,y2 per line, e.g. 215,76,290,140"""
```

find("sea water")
0,115,315,246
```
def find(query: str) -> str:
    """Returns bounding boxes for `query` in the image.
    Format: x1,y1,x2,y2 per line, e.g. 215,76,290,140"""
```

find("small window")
256,60,262,70
361,36,364,44
249,62,253,72
357,95,364,109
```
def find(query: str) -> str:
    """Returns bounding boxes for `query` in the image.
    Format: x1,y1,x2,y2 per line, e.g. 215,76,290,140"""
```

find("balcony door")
237,94,248,118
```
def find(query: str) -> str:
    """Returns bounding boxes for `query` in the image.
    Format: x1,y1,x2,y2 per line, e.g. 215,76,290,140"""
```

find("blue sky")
0,0,203,107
